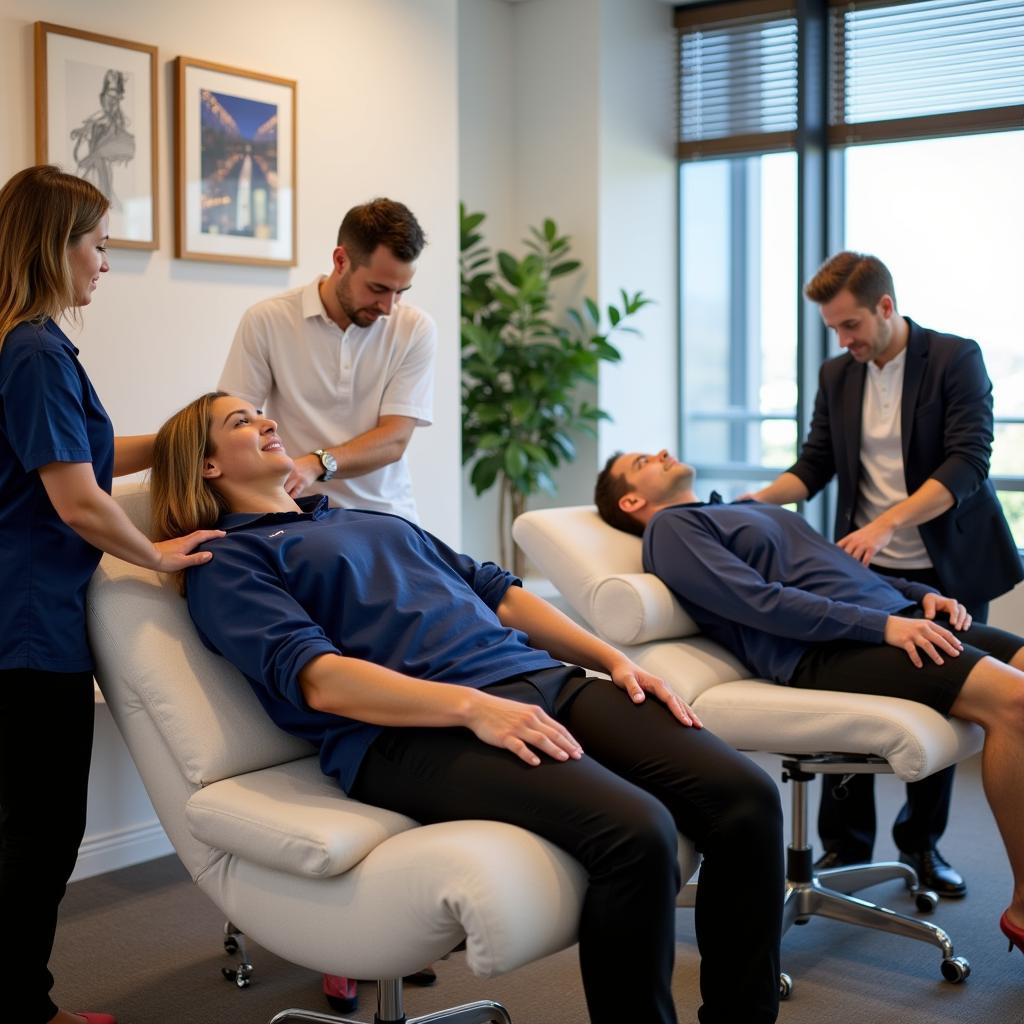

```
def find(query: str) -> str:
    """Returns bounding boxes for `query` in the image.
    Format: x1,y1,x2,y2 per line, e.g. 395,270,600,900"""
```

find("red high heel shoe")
75,1014,117,1024
999,910,1024,954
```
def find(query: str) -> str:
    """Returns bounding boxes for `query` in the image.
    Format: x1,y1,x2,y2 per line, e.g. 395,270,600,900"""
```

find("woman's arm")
495,585,700,726
113,434,155,477
38,461,221,571
299,652,583,765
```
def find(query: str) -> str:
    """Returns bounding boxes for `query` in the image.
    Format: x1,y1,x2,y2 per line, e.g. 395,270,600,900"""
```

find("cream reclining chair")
514,505,983,989
86,487,700,1024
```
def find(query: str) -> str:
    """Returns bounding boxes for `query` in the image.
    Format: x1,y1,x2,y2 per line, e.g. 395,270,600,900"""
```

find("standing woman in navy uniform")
0,165,222,1024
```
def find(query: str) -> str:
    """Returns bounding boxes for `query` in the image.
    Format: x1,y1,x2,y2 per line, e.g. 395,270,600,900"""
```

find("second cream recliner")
513,504,980,989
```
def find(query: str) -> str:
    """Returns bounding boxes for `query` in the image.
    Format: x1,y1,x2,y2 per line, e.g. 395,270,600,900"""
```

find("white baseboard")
70,819,173,883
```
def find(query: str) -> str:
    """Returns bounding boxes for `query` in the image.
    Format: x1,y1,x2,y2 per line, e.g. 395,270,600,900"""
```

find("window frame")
676,0,1024,539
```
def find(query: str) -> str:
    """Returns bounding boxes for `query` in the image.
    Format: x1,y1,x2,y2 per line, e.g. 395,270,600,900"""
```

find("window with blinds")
676,0,798,160
829,0,1024,145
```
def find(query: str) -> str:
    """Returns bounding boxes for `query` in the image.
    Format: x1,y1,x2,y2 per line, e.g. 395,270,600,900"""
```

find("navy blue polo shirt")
0,319,114,671
643,498,935,684
186,498,561,792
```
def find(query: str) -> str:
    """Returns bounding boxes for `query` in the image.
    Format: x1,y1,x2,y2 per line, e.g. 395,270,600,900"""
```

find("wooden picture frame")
175,56,297,267
35,22,159,250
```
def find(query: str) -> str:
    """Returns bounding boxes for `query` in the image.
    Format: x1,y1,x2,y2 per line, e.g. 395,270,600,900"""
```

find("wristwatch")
312,449,337,482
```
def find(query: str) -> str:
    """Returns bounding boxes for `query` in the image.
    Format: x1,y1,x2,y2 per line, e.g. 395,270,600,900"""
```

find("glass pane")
680,151,798,477
844,131,1024,511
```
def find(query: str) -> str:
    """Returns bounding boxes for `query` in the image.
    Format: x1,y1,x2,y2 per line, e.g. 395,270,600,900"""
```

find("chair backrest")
87,485,315,877
514,505,698,645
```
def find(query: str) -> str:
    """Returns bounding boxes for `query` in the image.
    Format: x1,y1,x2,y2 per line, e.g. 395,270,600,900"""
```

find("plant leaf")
470,455,501,495
497,251,522,287
504,444,528,480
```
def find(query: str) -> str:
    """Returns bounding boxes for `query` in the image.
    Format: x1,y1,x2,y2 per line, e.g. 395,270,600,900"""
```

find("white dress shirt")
855,348,932,569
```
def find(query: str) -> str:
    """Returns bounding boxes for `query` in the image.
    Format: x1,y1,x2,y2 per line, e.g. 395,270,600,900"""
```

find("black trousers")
351,670,784,1024
0,668,95,1023
817,565,987,861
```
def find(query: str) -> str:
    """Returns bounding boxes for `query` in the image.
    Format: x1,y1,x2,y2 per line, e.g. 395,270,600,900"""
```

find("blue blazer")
787,318,1023,608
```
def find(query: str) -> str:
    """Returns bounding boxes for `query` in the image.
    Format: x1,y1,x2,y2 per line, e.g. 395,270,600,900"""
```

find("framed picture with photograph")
35,22,159,250
175,57,296,267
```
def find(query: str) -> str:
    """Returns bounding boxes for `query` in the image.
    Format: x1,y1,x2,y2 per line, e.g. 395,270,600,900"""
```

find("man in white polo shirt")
747,251,1022,898
219,198,435,523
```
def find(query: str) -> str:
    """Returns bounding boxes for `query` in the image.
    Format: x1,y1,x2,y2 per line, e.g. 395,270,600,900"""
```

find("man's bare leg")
948,649,1024,927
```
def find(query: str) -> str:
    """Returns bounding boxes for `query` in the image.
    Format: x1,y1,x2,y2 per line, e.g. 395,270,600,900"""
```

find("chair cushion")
515,506,698,643
691,680,983,782
187,757,418,877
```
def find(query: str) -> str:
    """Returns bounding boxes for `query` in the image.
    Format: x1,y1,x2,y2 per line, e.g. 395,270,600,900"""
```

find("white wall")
1,0,460,878
596,0,678,458
458,0,679,562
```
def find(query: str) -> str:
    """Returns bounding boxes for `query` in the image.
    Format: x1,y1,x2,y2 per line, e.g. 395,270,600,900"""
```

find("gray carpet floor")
51,752,1024,1024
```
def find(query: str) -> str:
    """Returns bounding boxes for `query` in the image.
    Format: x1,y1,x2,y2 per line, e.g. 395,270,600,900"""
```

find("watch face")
321,451,338,473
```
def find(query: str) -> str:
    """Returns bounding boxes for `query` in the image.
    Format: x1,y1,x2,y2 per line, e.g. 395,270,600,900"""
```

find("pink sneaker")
322,973,358,1014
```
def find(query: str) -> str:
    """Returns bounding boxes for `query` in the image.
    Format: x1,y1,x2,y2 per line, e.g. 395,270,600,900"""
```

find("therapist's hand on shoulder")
609,658,703,728
285,453,322,499
152,530,226,572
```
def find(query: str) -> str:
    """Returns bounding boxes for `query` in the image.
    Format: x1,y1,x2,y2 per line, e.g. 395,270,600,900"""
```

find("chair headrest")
513,506,698,645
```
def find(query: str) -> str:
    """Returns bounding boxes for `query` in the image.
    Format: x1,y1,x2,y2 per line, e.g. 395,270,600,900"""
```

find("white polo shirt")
855,348,932,569
219,276,436,522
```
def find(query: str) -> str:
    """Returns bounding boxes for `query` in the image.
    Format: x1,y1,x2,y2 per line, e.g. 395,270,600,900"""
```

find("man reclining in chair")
149,393,786,1024
595,448,1024,956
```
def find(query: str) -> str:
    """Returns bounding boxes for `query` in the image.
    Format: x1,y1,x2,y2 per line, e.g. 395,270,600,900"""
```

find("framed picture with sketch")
34,22,159,250
174,57,297,267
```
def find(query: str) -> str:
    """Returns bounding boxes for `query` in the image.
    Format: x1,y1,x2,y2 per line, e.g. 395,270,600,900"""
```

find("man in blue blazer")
748,251,1022,897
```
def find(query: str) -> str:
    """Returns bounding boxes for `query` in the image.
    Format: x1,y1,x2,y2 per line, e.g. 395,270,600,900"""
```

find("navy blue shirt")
643,499,935,684
186,498,561,792
0,319,114,671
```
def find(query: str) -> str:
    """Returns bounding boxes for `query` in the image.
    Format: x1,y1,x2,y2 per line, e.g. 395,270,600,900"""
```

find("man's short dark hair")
804,251,897,311
594,452,645,537
337,198,426,266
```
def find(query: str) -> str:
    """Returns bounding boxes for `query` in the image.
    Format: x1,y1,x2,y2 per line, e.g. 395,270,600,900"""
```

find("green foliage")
460,203,650,505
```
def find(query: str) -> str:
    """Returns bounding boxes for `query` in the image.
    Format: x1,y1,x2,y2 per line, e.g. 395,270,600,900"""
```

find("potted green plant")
461,204,650,575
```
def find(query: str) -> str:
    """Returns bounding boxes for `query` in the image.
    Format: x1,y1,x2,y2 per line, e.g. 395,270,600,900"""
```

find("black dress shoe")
813,850,846,871
813,850,867,871
899,847,967,898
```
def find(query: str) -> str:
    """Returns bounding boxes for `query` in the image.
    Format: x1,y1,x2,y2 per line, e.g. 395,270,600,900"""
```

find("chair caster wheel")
941,956,970,983
913,888,939,913
779,972,793,1000
222,963,253,988
224,936,239,955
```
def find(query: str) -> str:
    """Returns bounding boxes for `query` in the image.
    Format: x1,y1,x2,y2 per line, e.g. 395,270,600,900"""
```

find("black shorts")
789,610,1024,715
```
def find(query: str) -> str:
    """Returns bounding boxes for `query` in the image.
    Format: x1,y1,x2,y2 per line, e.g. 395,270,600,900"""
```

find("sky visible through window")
844,131,1024,543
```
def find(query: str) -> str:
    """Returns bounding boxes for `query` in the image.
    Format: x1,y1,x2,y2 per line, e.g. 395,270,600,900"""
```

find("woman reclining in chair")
150,392,785,1024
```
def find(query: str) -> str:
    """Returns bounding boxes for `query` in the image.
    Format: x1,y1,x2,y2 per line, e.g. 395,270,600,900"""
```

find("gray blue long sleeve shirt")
186,496,560,792
642,499,935,683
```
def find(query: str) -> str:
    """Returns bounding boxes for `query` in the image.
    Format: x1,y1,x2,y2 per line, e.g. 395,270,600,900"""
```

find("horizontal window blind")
829,0,1024,144
677,0,798,160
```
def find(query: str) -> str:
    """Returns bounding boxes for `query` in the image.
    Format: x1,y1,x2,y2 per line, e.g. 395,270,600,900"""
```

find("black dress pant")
0,668,95,1023
351,670,784,1024
817,565,985,861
